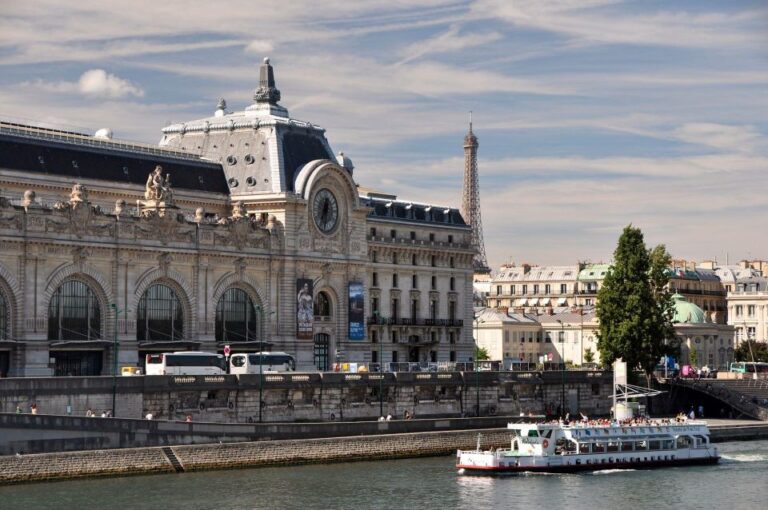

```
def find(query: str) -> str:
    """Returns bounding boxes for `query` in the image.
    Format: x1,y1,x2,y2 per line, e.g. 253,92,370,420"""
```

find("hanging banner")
348,281,365,341
296,278,314,339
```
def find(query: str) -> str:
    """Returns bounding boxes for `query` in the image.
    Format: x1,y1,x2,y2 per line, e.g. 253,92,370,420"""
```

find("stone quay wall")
0,428,511,485
0,370,614,423
3,423,768,485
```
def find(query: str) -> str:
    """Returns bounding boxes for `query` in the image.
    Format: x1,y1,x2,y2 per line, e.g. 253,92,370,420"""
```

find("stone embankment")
1,419,765,485
0,428,510,484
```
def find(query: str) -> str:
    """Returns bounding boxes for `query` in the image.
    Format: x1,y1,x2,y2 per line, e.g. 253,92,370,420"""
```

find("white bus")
229,352,296,374
145,351,227,376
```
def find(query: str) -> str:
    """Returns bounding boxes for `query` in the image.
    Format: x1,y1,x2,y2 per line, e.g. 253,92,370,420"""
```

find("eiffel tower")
461,113,490,273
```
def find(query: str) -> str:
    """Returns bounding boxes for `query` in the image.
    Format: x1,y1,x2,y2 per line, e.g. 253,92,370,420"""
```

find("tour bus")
145,351,228,376
229,352,296,374
729,361,768,374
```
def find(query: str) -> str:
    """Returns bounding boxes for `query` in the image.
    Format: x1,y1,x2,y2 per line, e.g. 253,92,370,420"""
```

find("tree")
474,346,490,361
584,348,595,364
734,340,768,363
689,346,698,367
596,226,679,385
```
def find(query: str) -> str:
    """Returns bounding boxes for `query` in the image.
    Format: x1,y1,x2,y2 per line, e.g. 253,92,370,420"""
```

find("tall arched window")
314,292,331,317
215,288,258,343
137,283,184,341
48,280,101,341
0,291,8,340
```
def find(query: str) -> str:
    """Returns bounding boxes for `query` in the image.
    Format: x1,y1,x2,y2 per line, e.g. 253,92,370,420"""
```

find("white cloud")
244,39,275,55
397,25,503,64
672,123,763,154
23,69,144,99
77,70,144,98
473,0,766,49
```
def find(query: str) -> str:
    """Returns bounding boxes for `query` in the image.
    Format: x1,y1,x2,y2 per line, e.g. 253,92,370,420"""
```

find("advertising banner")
348,281,365,340
296,278,314,339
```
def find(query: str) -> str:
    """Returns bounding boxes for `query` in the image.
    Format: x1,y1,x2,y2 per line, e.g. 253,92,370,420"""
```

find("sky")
1,0,766,269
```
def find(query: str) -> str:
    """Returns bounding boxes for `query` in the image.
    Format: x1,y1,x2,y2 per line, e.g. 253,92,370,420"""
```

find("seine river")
2,440,766,509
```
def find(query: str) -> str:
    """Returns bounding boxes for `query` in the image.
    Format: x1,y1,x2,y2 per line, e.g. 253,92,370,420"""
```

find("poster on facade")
348,281,365,341
296,278,314,339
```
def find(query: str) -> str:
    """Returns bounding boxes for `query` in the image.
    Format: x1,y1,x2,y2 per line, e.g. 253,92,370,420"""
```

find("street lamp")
472,316,485,417
254,305,274,423
372,310,385,417
556,319,566,417
109,304,127,417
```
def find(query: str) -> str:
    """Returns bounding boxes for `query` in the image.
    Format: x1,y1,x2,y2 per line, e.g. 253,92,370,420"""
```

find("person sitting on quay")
30,403,38,415
85,408,94,417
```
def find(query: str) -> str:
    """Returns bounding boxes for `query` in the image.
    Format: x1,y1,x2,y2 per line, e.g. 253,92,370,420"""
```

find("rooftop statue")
145,165,174,203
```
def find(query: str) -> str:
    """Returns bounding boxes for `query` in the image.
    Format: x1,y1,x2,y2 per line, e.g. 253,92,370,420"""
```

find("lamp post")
556,319,566,417
255,305,273,423
373,310,385,417
109,304,125,417
472,316,485,417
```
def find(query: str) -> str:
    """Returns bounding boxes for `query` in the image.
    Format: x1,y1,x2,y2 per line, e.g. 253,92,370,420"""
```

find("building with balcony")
0,59,474,377
727,277,768,345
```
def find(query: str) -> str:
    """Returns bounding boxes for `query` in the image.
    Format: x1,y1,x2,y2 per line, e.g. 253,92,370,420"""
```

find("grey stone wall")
0,371,614,422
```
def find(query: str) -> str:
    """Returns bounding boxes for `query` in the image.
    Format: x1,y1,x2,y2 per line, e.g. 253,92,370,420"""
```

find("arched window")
314,292,332,317
48,280,101,341
137,284,184,341
0,291,7,340
216,288,258,343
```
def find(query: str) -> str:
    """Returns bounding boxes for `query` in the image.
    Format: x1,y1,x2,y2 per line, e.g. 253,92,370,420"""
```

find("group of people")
85,409,112,418
15,403,37,414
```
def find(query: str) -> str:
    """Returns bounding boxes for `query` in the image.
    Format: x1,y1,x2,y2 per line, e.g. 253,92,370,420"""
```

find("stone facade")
0,59,474,376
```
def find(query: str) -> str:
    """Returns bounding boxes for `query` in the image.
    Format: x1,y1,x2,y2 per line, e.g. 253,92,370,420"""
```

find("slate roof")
0,122,228,194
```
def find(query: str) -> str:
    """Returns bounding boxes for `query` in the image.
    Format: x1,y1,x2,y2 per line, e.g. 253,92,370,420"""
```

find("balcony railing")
367,317,463,327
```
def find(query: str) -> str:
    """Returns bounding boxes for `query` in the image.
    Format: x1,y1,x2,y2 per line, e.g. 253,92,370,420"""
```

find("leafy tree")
689,346,698,367
584,348,595,364
596,226,678,385
734,340,768,363
474,346,490,361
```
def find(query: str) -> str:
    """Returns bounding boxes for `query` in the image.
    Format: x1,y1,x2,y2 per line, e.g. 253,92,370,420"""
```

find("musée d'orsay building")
0,59,475,376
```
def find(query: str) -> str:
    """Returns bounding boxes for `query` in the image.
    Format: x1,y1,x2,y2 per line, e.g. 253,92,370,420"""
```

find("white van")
229,352,296,374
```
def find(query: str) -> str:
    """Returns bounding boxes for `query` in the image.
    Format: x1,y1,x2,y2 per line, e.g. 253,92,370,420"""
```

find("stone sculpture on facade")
138,165,176,218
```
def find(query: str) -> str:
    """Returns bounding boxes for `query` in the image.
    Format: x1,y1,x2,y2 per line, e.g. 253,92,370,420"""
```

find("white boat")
456,420,720,474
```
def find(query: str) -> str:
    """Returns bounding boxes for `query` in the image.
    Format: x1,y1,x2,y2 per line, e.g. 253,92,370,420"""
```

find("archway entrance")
51,350,104,376
0,351,9,377
314,333,330,371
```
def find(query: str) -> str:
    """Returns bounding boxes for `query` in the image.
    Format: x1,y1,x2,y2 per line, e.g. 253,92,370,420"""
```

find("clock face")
312,188,339,233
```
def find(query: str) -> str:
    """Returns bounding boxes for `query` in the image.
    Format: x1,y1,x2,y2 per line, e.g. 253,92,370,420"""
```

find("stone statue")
231,201,247,219
69,183,87,207
144,165,173,202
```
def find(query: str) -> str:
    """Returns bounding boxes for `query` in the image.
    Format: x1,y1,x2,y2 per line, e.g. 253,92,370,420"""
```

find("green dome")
672,293,706,324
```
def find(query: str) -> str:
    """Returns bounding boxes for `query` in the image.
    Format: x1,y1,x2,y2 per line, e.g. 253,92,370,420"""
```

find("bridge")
668,377,768,421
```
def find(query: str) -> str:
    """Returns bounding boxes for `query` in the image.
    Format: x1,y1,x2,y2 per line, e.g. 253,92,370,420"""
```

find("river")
1,440,766,509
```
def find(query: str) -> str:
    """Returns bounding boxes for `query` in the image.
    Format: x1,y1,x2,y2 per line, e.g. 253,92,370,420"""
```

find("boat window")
592,443,605,453
648,440,661,450
579,443,591,453
527,430,539,438
636,441,648,450
676,437,692,448
621,442,633,452
607,442,619,453
544,429,553,439
664,440,675,450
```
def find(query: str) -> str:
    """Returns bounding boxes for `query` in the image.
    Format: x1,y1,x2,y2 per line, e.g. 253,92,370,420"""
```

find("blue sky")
1,0,766,268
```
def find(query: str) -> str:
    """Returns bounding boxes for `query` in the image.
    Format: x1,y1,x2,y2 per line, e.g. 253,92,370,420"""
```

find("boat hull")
457,455,720,475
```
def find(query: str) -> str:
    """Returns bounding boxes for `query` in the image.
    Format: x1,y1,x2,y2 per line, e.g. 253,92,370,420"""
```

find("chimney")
547,307,554,315
522,263,531,274
497,306,509,314
513,307,525,314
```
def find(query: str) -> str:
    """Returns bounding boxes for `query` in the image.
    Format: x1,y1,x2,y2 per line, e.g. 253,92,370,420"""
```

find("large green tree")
596,226,678,384
734,340,768,363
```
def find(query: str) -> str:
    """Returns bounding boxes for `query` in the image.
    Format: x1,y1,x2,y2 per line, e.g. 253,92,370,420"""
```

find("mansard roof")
0,122,228,194
361,196,467,227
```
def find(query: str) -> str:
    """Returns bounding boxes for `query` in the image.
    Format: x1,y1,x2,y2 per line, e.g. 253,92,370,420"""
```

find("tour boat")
456,421,720,474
